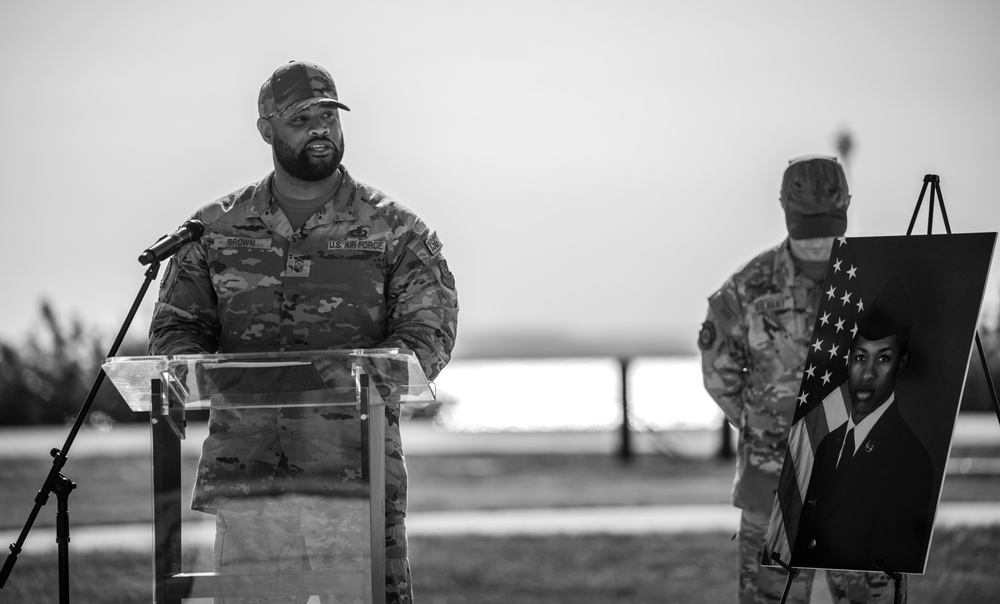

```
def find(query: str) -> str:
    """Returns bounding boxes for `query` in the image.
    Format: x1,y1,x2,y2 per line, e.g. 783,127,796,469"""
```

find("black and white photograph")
2,2,1000,603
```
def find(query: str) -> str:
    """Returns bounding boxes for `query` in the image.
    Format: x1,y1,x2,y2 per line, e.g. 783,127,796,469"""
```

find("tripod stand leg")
53,473,77,603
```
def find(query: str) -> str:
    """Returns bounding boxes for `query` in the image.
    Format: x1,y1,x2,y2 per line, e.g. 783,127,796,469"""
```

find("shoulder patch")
698,321,717,350
708,290,740,331
439,258,456,289
425,231,443,256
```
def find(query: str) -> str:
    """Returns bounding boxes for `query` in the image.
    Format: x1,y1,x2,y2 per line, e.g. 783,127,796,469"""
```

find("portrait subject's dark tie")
839,428,855,469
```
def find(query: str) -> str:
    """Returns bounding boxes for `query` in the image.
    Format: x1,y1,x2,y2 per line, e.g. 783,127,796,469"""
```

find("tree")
0,300,148,425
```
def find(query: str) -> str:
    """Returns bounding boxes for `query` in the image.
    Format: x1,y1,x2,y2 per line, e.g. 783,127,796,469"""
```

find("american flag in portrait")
764,236,868,566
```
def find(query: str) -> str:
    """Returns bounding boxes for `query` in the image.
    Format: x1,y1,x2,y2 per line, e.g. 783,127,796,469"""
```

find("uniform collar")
776,237,826,289
844,392,896,455
245,175,274,218
244,166,358,231
322,165,357,223
774,238,797,289
845,394,896,455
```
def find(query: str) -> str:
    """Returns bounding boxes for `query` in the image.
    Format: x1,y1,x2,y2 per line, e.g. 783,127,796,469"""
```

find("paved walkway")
5,501,1000,556
3,413,999,459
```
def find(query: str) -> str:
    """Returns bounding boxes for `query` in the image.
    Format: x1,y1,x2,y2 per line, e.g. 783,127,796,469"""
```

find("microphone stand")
0,260,162,603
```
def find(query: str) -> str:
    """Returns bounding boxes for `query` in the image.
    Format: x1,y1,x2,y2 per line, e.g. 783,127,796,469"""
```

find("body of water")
431,355,723,432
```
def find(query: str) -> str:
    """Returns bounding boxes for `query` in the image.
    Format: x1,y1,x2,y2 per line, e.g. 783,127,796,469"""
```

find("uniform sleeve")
378,229,459,382
699,278,748,427
148,240,222,355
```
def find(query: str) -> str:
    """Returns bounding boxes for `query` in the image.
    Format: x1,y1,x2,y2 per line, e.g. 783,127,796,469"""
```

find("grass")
1,440,1000,601
3,449,1000,529
0,453,740,530
411,529,1000,604
3,528,999,603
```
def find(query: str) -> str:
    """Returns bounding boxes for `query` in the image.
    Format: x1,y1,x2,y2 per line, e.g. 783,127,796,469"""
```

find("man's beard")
273,135,344,181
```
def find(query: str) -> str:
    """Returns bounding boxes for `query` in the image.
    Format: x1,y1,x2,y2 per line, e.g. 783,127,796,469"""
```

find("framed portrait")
764,232,996,574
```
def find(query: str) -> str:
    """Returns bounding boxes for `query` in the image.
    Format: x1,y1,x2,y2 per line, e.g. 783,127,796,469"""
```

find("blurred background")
2,0,1000,433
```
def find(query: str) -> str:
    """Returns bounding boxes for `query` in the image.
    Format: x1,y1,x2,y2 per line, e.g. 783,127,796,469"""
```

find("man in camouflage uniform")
699,155,903,603
149,60,459,603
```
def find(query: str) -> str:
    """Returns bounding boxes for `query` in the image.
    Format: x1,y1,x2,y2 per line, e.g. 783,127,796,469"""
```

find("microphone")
138,219,206,265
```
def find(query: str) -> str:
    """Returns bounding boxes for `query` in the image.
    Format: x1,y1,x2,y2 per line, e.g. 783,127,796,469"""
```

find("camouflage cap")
258,60,350,119
779,154,850,239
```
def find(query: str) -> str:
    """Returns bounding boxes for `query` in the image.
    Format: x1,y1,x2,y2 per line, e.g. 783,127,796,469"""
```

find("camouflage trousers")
213,495,412,603
738,510,905,604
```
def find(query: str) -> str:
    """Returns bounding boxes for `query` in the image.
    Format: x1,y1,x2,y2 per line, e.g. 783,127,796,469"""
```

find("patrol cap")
779,154,850,239
856,277,912,350
258,60,350,119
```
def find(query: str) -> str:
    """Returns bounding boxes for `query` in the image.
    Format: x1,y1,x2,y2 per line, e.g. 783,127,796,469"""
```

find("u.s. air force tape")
328,239,387,252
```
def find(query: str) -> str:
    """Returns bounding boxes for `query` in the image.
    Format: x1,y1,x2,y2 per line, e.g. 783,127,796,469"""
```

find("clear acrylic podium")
103,349,434,604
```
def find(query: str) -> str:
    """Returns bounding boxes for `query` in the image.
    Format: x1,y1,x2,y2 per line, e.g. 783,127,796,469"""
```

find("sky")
1,0,999,359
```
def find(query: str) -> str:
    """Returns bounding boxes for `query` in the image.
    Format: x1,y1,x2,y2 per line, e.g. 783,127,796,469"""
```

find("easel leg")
769,552,799,604
906,174,952,236
875,559,904,604
974,333,1000,426
908,175,1000,423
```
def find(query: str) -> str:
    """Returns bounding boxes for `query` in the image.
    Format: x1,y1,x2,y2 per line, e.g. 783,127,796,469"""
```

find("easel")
907,175,1000,428
769,174,1000,604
